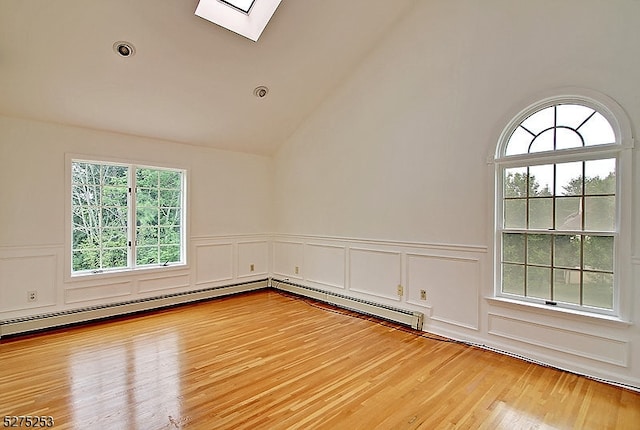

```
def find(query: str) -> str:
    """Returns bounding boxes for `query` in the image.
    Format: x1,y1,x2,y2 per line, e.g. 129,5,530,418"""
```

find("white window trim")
493,88,634,320
65,154,189,281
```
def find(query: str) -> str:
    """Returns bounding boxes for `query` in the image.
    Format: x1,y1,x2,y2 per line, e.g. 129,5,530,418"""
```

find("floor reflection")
70,331,181,429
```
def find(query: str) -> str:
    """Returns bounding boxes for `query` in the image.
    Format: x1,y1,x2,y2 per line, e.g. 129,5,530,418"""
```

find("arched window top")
504,103,616,157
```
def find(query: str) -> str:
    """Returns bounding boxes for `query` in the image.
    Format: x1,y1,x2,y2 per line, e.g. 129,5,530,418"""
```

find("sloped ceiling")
0,0,418,155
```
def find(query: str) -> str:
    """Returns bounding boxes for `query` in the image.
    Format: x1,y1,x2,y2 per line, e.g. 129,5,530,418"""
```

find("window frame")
494,91,633,318
67,155,188,278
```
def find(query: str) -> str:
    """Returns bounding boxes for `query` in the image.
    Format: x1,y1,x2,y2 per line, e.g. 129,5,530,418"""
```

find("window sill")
486,296,632,328
68,263,189,282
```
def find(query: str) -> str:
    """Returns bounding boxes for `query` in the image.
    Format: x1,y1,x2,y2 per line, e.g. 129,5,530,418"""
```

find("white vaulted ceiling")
0,0,418,155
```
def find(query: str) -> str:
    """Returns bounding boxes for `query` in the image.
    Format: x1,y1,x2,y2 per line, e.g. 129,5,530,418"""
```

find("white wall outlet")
397,285,404,296
294,266,299,275
27,291,37,302
420,290,427,300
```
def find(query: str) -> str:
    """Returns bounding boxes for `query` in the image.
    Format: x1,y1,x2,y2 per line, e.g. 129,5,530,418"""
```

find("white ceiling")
0,0,418,155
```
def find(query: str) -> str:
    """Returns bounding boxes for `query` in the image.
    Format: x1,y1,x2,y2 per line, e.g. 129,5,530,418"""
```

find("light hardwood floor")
1,290,639,429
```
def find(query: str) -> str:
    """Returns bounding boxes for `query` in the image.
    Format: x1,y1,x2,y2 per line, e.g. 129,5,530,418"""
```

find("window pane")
505,127,532,156
159,170,181,188
502,264,524,296
101,228,127,248
529,198,553,229
137,188,159,206
103,165,128,186
504,167,528,198
553,269,581,305
72,185,101,207
103,248,127,269
137,208,159,226
554,235,581,268
585,159,615,195
583,235,614,272
73,250,99,272
504,199,526,228
527,266,551,300
72,162,101,185
160,189,181,208
137,246,159,265
556,104,594,129
102,207,128,227
529,129,554,153
160,227,181,245
555,197,582,230
521,106,554,135
503,233,525,263
583,272,613,309
527,234,551,266
555,127,583,150
555,162,582,196
137,168,159,188
102,186,128,206
580,112,615,146
160,208,181,226
160,245,180,264
528,164,553,196
137,227,159,246
584,196,615,231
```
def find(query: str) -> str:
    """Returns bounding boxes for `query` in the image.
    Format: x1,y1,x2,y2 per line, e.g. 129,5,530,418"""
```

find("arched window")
495,93,631,316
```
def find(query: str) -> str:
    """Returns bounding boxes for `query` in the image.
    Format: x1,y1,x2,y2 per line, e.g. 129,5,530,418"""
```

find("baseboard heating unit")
0,279,268,338
271,278,424,331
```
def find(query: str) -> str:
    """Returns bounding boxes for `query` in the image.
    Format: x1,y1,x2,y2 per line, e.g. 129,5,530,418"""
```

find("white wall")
0,115,273,319
273,0,640,388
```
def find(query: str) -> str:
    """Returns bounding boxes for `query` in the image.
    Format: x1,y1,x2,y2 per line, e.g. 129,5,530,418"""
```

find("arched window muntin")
494,93,631,317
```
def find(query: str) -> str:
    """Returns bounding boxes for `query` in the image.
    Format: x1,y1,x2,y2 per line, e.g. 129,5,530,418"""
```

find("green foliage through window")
72,161,184,273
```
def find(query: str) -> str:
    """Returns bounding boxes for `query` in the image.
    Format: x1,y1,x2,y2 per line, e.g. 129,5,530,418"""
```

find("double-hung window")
495,96,630,316
71,160,186,274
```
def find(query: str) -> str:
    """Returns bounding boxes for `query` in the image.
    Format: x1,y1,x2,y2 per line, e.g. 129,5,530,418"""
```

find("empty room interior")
1,0,640,428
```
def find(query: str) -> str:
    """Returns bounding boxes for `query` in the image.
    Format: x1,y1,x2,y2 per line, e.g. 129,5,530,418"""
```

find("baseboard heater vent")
271,278,424,331
0,279,268,338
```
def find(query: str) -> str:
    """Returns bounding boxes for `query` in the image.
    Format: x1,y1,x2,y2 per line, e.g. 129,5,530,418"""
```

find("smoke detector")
253,86,269,98
113,41,135,57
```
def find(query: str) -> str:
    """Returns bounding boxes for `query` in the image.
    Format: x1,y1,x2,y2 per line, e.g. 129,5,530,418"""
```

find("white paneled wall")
271,234,486,327
0,235,270,320
406,253,480,330
349,247,402,302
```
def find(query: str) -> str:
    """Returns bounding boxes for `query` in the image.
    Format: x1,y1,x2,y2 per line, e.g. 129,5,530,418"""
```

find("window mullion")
129,168,136,269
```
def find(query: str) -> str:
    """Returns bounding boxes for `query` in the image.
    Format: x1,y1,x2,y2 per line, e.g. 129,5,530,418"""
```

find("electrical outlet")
420,290,427,300
250,264,255,272
294,266,299,275
27,291,37,302
397,285,404,296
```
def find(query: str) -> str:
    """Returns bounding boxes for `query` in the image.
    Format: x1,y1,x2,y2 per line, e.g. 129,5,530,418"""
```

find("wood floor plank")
1,290,639,429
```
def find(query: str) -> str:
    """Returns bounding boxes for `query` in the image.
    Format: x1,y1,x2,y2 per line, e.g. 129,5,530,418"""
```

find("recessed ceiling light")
253,86,269,98
113,41,135,57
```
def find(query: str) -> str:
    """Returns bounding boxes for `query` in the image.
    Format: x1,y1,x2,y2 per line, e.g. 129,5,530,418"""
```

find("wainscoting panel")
407,253,480,330
195,243,234,285
237,241,269,278
138,273,191,294
488,313,629,367
272,241,304,279
65,281,133,304
349,248,402,301
304,243,346,289
0,249,59,312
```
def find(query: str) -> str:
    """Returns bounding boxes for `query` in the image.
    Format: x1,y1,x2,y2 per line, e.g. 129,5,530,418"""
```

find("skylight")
195,0,282,42
219,0,255,14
